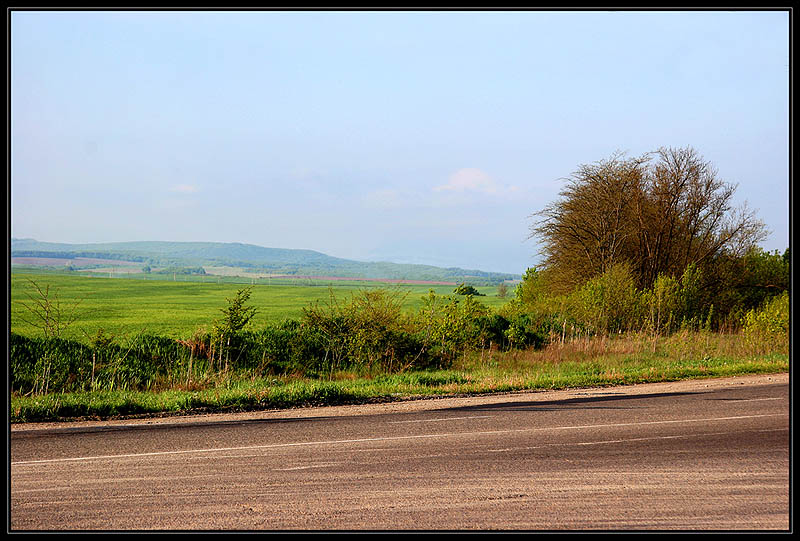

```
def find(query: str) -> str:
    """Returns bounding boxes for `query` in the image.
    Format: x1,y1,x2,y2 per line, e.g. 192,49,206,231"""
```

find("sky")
10,9,790,275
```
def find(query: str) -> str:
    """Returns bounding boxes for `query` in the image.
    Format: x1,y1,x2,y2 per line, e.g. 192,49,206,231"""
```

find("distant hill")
10,239,520,285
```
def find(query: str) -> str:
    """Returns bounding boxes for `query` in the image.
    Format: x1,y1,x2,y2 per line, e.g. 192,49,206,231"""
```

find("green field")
10,271,511,341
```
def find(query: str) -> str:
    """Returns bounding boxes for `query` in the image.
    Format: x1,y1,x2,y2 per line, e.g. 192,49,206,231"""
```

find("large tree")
530,146,767,292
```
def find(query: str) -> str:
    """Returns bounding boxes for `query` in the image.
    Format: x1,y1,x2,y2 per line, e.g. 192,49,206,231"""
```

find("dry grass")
461,329,788,373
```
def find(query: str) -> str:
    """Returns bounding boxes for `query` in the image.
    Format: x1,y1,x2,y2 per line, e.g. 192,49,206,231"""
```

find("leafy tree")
692,246,789,329
454,283,484,296
736,248,790,307
515,267,547,304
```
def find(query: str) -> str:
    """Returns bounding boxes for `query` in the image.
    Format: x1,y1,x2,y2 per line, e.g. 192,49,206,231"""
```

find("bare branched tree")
529,146,767,292
15,279,84,338
531,151,650,292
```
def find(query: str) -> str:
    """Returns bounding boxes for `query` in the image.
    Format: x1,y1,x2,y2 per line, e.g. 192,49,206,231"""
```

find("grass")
10,331,788,423
11,271,509,340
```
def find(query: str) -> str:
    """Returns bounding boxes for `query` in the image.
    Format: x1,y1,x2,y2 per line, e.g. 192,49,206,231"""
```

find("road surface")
10,373,790,530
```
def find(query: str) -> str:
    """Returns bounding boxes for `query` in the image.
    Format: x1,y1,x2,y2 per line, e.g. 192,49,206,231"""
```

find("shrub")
573,263,644,335
210,287,258,371
742,291,789,353
454,283,484,296
417,290,492,361
300,289,430,376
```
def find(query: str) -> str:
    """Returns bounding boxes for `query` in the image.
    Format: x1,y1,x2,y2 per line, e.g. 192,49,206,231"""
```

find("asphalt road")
10,373,790,531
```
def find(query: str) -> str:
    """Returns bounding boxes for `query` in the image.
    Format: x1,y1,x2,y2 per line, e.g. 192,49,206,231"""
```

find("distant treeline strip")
12,250,149,262
11,250,517,285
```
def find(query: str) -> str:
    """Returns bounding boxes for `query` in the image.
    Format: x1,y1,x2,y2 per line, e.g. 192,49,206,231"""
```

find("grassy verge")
11,343,788,423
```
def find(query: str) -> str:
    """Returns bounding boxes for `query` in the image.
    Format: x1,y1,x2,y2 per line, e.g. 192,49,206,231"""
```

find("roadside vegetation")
10,146,790,423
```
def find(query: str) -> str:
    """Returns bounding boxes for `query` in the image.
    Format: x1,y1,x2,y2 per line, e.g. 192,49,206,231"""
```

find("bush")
417,291,493,361
573,263,644,335
299,289,431,376
642,273,681,334
454,283,484,296
742,292,789,352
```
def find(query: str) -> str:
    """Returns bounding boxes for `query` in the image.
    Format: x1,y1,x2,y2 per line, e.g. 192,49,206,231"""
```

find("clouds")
434,168,518,196
363,167,523,210
433,167,504,195
359,167,531,216
169,184,199,194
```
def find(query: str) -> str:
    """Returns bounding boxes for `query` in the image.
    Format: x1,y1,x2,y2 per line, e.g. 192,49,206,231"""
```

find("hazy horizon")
9,237,522,276
10,10,790,275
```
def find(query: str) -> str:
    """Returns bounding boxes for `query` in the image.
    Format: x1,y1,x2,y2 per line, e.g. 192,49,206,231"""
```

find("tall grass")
458,328,787,371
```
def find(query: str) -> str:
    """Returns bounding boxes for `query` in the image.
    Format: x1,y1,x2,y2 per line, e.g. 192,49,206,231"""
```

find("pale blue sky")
10,9,790,274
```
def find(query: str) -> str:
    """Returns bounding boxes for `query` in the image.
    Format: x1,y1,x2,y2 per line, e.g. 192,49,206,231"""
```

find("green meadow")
10,270,509,341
